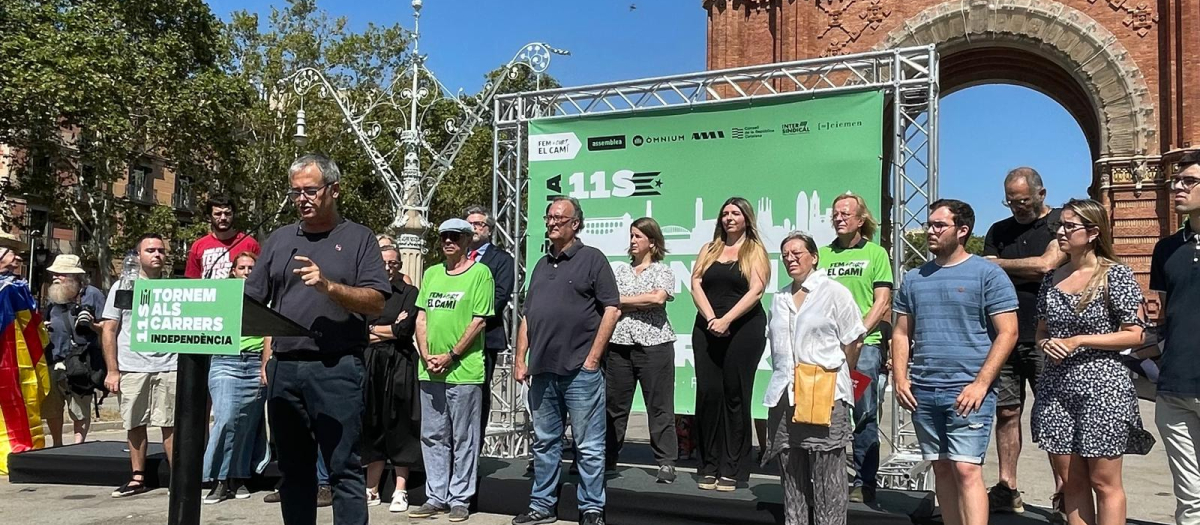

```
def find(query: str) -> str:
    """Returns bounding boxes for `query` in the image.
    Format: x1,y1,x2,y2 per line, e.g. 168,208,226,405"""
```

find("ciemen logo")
587,135,626,151
691,130,725,141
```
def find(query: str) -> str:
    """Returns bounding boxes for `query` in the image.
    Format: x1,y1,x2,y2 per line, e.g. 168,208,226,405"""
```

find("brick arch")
874,0,1156,160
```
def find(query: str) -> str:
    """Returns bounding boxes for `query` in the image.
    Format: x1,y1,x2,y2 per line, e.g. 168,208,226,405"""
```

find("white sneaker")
366,489,381,507
389,490,409,513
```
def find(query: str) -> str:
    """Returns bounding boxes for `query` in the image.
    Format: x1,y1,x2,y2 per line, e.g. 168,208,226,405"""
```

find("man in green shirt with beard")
409,218,494,523
818,192,893,503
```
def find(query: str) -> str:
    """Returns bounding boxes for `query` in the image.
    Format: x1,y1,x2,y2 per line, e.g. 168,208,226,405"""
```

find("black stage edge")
11,441,1073,525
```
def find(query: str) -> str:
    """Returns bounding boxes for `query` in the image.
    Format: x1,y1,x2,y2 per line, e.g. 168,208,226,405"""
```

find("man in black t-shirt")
246,154,390,525
981,167,1066,514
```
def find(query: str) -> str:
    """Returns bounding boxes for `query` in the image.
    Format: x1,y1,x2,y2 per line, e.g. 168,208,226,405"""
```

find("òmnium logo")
587,135,626,151
782,121,810,135
631,134,685,147
691,130,725,141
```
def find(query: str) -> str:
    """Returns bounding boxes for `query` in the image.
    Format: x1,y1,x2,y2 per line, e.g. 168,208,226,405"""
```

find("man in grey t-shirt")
101,233,177,499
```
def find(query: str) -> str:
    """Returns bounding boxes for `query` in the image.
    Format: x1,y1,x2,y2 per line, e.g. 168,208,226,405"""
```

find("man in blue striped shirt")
892,199,1018,525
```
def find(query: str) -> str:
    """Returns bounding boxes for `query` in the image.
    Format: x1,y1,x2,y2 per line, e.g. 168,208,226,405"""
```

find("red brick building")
704,0,1199,309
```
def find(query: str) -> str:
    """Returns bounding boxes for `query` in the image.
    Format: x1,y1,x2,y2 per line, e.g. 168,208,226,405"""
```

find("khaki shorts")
118,371,176,430
41,368,93,423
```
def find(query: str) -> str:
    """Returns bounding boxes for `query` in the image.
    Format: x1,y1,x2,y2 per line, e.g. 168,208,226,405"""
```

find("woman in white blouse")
764,231,866,525
605,217,679,484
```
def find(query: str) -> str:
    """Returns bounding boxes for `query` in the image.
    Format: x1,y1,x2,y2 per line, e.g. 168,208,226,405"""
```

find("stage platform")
8,441,1067,524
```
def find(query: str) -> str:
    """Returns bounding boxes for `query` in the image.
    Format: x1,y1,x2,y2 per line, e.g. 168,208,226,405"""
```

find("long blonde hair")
693,196,770,283
1064,198,1121,313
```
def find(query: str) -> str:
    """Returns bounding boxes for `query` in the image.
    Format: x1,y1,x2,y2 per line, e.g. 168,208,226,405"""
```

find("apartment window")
127,165,151,202
173,176,193,210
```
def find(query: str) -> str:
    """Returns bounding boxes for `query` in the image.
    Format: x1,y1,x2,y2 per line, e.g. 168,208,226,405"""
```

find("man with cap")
407,218,494,522
42,254,106,446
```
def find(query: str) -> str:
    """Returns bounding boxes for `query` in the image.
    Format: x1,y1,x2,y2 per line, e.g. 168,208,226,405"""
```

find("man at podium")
245,153,390,525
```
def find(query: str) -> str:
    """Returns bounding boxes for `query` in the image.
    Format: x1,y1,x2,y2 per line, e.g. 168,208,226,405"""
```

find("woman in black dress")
690,196,771,491
362,246,422,513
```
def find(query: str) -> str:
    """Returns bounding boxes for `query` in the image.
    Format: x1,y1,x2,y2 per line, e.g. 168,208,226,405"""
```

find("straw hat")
46,254,87,275
0,232,21,250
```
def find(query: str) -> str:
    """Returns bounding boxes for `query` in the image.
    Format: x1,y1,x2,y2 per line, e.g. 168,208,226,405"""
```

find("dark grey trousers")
779,446,848,525
604,342,678,467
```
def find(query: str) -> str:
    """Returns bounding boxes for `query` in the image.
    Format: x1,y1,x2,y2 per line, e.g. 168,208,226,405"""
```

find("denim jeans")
204,354,269,482
420,382,482,508
528,368,606,514
912,384,997,464
851,344,882,489
267,353,366,525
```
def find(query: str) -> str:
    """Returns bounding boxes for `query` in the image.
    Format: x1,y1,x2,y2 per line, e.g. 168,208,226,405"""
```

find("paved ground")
2,397,1177,524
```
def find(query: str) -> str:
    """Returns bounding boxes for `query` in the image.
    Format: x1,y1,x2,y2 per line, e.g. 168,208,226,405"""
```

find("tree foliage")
0,0,249,285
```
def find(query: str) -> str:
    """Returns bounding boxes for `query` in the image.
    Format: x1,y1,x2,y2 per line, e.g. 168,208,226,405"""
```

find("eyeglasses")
1050,221,1090,233
831,211,855,220
782,250,810,262
543,214,574,225
1169,175,1200,191
1001,197,1033,208
287,183,331,200
924,221,955,233
384,261,402,268
468,220,488,228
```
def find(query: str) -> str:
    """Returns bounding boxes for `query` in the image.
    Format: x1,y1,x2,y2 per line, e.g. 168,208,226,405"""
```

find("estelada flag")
0,279,51,474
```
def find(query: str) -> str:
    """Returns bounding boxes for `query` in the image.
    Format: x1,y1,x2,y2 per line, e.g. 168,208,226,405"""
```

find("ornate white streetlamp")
279,0,566,284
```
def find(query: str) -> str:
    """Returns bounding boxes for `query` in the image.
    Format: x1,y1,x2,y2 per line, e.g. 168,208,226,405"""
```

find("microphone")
202,195,291,280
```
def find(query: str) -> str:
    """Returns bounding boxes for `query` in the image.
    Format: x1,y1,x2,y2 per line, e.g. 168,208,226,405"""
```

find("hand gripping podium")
155,284,316,525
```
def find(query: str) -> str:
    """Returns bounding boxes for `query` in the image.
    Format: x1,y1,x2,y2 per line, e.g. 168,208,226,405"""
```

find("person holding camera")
42,254,107,447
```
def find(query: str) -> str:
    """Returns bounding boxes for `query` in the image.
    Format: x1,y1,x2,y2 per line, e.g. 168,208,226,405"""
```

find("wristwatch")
450,351,462,362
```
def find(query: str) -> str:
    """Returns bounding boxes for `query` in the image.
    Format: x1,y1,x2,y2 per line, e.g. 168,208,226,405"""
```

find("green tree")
0,0,249,285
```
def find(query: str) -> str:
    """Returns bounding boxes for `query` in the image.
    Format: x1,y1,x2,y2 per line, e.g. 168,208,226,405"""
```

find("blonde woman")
690,196,771,491
1033,198,1152,525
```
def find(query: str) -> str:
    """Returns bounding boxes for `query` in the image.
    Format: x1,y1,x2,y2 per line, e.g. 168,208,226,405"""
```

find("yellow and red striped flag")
0,279,51,474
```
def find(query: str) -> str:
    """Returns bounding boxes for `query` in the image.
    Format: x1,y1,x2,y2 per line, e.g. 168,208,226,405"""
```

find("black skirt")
361,340,422,467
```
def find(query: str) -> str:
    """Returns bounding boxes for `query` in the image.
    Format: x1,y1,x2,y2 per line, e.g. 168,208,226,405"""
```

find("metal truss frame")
488,46,940,491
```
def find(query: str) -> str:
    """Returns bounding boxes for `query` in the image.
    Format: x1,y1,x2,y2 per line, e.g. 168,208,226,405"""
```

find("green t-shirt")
240,336,264,353
818,238,893,346
416,262,495,384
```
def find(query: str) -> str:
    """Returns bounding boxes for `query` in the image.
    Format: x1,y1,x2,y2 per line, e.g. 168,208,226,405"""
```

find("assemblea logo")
587,135,626,151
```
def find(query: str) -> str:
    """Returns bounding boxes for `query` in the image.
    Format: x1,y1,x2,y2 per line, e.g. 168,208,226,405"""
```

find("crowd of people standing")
18,151,1200,525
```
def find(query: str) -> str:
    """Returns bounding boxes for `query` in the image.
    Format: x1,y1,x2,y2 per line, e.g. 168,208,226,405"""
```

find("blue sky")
205,0,1092,230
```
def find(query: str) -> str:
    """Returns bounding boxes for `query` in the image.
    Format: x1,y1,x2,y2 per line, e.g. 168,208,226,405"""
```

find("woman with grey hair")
763,231,866,525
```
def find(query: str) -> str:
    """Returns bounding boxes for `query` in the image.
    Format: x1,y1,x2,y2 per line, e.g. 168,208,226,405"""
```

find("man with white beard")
42,255,107,446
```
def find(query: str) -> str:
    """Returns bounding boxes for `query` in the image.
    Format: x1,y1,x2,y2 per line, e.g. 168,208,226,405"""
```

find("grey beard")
48,281,80,304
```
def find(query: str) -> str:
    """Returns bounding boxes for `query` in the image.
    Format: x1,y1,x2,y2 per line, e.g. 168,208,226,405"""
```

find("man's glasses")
1169,175,1200,191
543,214,574,225
384,261,402,268
468,220,488,228
1001,197,1033,208
287,183,331,200
924,221,955,233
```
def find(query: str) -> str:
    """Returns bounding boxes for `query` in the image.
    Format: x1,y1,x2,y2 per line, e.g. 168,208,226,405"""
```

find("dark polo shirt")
524,238,619,376
1151,220,1200,397
983,208,1061,343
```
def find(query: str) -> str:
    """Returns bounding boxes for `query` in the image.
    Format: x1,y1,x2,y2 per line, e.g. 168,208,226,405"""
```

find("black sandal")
112,471,149,498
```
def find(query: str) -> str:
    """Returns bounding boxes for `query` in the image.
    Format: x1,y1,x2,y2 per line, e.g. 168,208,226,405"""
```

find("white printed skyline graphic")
582,191,836,257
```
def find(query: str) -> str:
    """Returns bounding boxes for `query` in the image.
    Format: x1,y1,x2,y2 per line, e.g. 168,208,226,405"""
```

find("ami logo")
691,130,725,140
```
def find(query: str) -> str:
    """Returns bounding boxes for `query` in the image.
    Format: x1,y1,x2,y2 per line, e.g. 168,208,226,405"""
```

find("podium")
167,294,316,525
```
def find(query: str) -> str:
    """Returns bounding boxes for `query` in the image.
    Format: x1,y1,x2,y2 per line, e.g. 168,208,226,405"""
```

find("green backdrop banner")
130,279,244,355
527,91,885,417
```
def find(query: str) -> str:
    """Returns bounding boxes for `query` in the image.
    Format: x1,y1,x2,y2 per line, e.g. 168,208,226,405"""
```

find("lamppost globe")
412,0,422,11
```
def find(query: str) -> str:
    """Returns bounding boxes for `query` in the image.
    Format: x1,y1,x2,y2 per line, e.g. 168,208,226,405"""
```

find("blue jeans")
529,368,606,514
912,384,997,464
204,354,269,481
851,345,882,489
